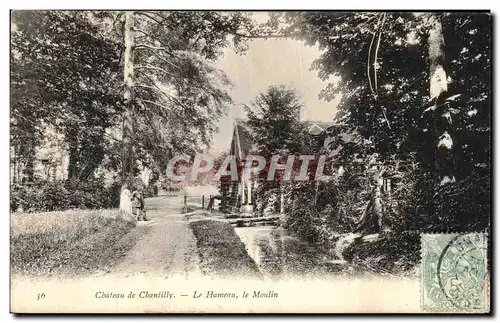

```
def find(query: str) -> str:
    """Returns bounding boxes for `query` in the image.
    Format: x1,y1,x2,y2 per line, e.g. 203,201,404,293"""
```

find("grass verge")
11,209,148,277
344,231,420,276
189,220,262,279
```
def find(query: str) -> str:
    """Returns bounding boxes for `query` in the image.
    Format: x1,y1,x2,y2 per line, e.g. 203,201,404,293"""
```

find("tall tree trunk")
373,166,389,232
119,11,136,219
11,146,17,184
67,129,79,181
428,15,448,100
22,146,35,184
279,184,284,214
428,14,454,185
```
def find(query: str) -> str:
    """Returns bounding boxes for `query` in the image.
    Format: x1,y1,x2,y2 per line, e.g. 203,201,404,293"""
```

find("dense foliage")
276,12,491,238
10,11,491,274
241,13,490,272
11,11,122,183
244,86,314,216
10,180,122,212
10,11,258,211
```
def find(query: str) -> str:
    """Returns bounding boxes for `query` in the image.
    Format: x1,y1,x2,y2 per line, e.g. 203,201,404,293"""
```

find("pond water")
234,225,352,280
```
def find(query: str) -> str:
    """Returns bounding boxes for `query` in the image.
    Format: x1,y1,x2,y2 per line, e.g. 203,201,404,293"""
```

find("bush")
344,231,420,275
391,168,491,232
143,184,158,198
10,179,121,213
285,206,321,244
284,172,368,244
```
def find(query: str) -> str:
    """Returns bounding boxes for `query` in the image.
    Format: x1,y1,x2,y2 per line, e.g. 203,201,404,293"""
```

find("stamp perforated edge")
419,231,490,313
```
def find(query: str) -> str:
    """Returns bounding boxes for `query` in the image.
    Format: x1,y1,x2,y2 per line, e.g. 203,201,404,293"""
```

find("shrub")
344,231,420,275
10,179,121,213
143,184,158,198
285,205,321,244
284,172,368,244
390,168,491,233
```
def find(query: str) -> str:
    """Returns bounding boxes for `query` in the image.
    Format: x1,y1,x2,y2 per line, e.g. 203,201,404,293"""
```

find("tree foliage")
11,11,122,183
10,10,260,211
243,86,314,217
277,12,491,233
244,85,308,154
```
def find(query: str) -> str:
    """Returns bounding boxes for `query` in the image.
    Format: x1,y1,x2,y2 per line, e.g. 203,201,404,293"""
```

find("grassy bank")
344,231,420,276
11,209,148,277
189,220,262,279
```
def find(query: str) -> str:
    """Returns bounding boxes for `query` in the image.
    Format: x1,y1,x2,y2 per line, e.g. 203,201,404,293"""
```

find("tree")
112,11,262,215
245,85,307,154
119,11,136,217
275,12,490,233
11,11,123,184
244,85,310,214
11,11,263,213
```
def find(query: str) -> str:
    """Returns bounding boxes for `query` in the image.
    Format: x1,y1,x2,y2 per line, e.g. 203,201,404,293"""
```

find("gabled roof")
301,121,336,135
231,119,338,157
308,124,326,135
232,119,254,158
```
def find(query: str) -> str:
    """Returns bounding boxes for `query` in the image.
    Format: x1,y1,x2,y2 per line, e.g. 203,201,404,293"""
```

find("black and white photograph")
9,9,491,313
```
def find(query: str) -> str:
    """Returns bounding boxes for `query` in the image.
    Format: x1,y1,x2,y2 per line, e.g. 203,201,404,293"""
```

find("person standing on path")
132,187,147,221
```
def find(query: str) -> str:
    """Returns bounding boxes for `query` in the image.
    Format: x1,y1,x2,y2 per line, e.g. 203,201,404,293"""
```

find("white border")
2,2,498,322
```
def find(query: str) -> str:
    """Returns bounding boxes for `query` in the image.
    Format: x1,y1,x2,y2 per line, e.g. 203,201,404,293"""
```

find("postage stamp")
10,10,491,314
421,233,488,312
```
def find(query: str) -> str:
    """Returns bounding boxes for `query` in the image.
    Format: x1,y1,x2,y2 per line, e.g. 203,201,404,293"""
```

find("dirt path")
10,193,209,313
102,194,202,279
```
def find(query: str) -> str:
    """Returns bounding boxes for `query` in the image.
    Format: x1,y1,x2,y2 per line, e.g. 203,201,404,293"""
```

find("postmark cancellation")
421,233,489,312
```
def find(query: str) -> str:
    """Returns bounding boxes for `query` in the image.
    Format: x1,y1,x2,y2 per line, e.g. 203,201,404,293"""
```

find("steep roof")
302,121,335,135
232,119,254,158
231,119,337,157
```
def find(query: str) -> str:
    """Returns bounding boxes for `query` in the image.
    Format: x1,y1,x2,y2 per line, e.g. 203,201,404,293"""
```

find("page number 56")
37,293,45,300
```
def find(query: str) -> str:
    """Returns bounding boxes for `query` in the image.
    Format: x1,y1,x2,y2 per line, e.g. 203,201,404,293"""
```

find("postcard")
10,10,491,313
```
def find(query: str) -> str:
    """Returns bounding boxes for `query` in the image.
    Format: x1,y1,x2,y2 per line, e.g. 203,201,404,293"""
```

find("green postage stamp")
421,233,489,312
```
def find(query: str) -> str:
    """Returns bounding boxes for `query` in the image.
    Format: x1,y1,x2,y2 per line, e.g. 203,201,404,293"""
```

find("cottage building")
219,119,336,214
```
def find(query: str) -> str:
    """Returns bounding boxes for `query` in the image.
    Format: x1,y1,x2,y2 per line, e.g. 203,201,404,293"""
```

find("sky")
210,36,341,154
